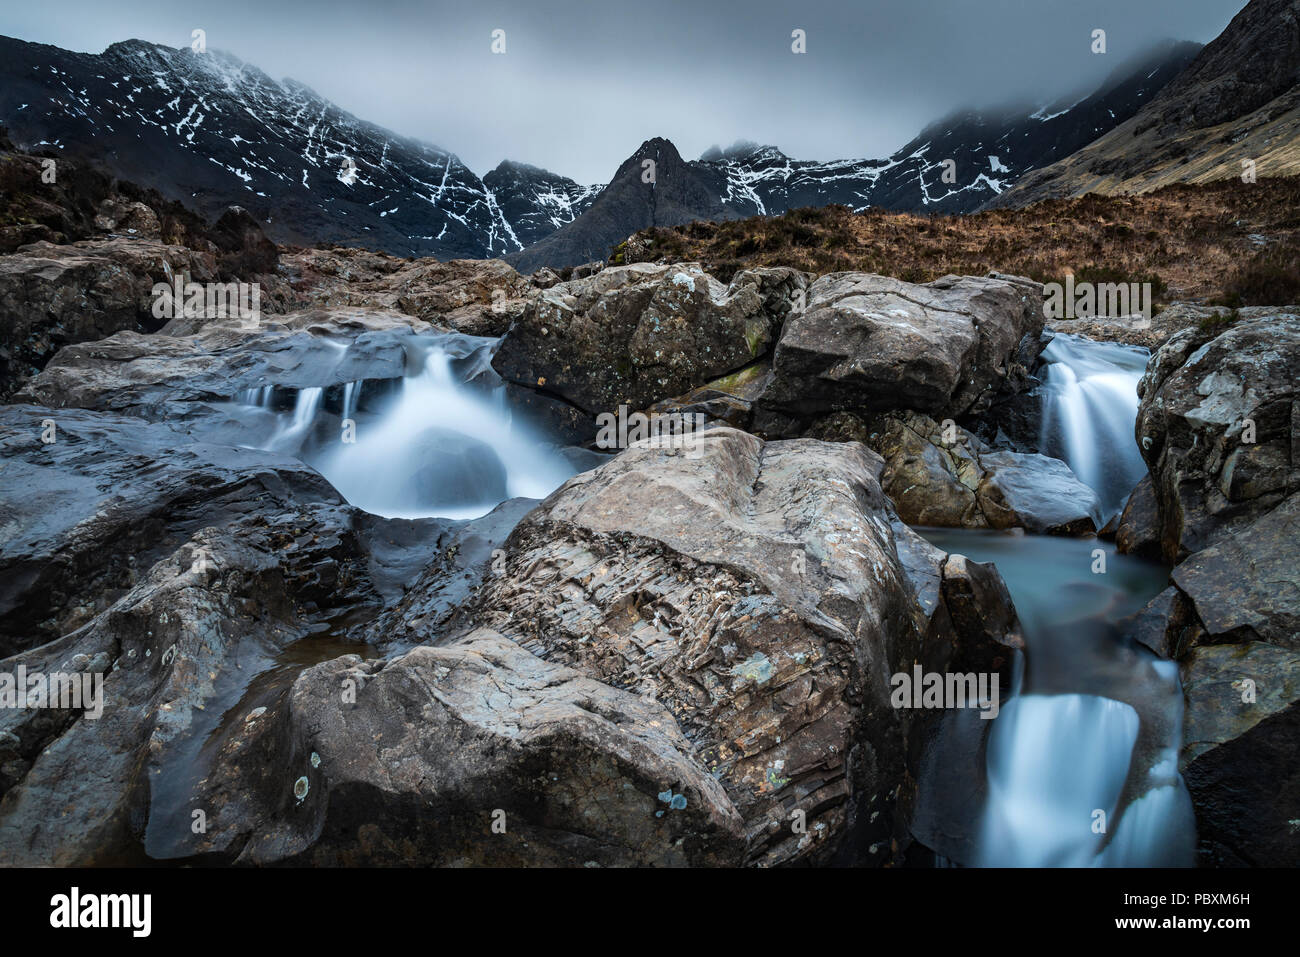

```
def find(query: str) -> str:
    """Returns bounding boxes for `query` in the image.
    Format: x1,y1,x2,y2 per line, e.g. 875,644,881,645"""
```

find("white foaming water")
978,694,1138,867
1038,333,1150,520
315,346,574,519
234,337,577,520
271,386,324,451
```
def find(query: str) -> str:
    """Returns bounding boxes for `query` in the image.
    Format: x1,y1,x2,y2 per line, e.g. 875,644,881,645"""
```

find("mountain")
506,138,749,273
994,0,1300,206
482,160,601,248
0,36,598,259
509,41,1200,270
0,31,1204,271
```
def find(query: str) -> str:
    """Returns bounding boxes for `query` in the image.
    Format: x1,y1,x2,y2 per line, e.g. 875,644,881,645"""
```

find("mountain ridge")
0,35,600,260
992,0,1300,206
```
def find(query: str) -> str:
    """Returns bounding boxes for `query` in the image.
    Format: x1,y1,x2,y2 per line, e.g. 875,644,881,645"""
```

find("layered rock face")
1135,317,1300,564
751,272,1044,435
1121,315,1300,866
493,262,808,425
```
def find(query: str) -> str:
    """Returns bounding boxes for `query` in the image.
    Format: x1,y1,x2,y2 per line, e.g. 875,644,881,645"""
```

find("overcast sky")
3,0,1248,183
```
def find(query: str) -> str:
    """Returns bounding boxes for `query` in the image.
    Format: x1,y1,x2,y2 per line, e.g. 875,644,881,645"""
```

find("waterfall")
231,335,577,520
267,386,323,452
978,694,1139,866
1037,333,1150,520
313,344,574,519
975,686,1194,867
922,327,1197,867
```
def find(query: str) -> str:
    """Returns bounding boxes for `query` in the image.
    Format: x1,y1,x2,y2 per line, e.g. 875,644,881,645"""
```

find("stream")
149,328,1192,866
917,332,1195,867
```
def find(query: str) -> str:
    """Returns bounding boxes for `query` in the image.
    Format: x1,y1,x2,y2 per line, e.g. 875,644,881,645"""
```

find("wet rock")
0,404,345,657
939,554,1026,678
974,449,1100,535
15,307,431,423
371,498,540,650
1170,492,1300,651
1179,641,1300,866
0,503,384,865
1136,316,1300,563
492,262,808,417
234,631,747,866
861,412,1099,534
753,272,1044,432
1115,474,1162,559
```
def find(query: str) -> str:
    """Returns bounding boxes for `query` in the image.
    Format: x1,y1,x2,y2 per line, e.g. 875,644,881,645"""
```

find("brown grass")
622,178,1300,305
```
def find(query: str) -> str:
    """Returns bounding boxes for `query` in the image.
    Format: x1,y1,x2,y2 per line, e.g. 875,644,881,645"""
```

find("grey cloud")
2,0,1248,182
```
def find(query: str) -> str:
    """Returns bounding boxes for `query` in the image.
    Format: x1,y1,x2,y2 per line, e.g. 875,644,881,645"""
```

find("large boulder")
1136,316,1300,563
1180,641,1300,866
0,502,398,865
752,272,1044,435
491,263,808,422
233,631,748,866
857,412,1100,534
413,426,1020,866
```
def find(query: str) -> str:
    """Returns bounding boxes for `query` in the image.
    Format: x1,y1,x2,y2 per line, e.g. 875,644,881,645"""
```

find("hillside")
994,0,1300,204
617,178,1300,307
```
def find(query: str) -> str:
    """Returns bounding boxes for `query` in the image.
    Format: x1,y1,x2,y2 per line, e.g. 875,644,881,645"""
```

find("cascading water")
230,333,578,520
1038,333,1151,520
314,343,575,519
919,333,1195,868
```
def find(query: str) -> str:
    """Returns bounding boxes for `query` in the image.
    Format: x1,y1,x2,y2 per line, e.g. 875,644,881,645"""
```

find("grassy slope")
618,178,1300,308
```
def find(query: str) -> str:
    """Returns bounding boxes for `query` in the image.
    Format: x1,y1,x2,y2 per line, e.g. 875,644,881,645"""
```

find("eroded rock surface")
492,263,808,423
753,272,1044,434
1136,316,1300,563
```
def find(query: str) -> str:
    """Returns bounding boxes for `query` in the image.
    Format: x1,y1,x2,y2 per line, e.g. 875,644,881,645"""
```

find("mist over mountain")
0,36,599,260
0,32,1202,269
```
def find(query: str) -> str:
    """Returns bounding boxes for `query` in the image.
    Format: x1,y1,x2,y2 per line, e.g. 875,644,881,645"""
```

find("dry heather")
619,178,1300,307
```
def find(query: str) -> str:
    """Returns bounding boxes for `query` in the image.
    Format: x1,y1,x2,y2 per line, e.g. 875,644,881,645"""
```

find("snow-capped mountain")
482,160,602,249
510,41,1202,271
0,34,1199,269
0,36,599,259
694,40,1203,218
